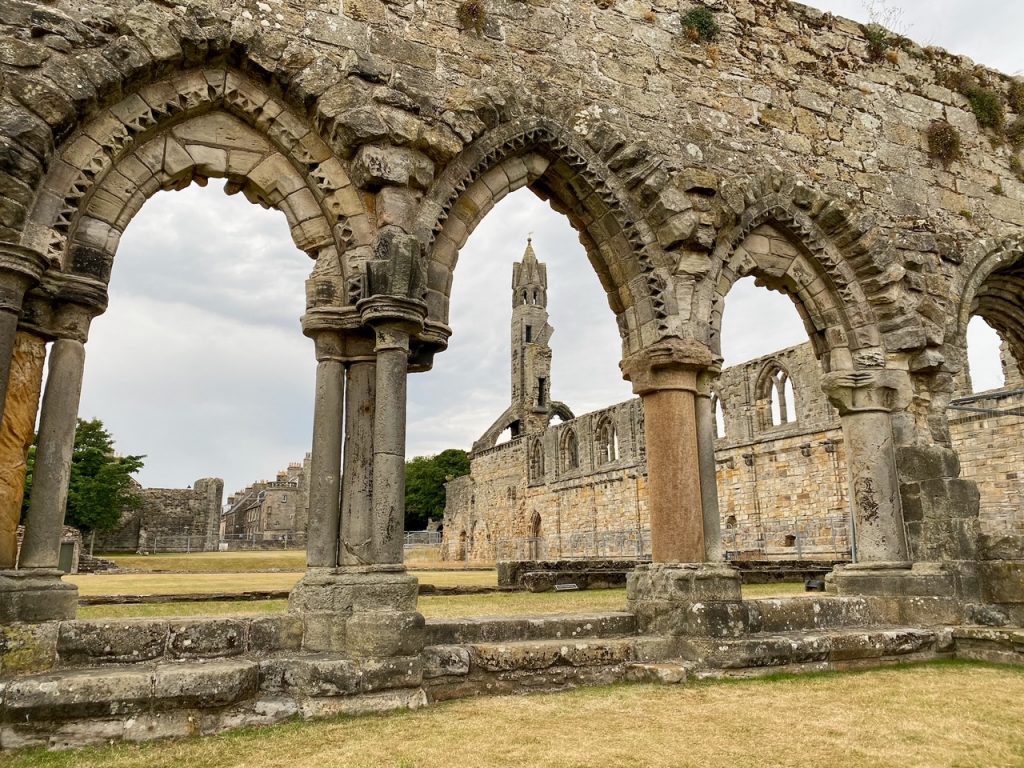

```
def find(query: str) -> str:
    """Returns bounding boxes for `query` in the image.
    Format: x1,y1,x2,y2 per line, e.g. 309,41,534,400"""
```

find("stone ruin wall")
949,392,1024,537
444,343,1023,562
93,478,224,552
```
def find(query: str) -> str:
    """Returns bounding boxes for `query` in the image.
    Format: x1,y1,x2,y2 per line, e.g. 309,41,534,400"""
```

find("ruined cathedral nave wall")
442,340,1023,562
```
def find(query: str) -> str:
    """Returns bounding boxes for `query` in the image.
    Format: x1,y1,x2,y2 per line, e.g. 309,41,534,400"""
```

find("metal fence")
496,528,652,562
723,514,852,560
404,531,442,546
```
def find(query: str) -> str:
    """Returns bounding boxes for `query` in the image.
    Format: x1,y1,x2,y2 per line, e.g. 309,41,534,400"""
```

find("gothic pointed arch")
413,115,681,355
700,172,891,374
595,413,619,464
953,235,1024,379
20,67,371,313
560,427,580,474
753,359,796,430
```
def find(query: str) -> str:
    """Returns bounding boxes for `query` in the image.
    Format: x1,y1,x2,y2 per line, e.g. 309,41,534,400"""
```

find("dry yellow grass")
72,582,805,620
3,662,1022,768
101,551,307,573
68,570,497,597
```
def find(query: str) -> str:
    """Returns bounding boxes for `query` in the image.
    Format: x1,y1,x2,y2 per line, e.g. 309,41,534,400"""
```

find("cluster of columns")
302,295,427,573
0,245,102,622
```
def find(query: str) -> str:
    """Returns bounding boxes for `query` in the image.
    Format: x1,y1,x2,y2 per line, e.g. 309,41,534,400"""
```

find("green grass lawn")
3,662,1021,768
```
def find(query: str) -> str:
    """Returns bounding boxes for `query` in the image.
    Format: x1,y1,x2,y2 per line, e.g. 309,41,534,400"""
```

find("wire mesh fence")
722,515,852,560
496,528,652,562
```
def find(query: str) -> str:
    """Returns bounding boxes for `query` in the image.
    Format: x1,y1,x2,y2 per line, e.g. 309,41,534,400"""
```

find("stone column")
305,331,345,568
19,337,88,569
0,245,48,428
695,369,723,562
358,296,426,565
621,338,712,564
340,358,375,566
0,332,46,568
822,369,911,565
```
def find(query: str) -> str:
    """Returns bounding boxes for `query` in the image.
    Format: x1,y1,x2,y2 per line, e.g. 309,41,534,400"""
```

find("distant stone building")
443,244,1023,563
93,478,224,553
222,456,311,543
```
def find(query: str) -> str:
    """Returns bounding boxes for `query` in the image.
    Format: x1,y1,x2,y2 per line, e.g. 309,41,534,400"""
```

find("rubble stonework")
0,0,1021,747
94,478,224,553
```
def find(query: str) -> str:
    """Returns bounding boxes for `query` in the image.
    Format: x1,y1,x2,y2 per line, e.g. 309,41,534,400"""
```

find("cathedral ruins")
0,0,1021,749
443,241,1024,565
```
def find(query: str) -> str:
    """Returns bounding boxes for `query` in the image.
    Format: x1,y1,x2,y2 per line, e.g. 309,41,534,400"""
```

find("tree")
22,419,145,534
404,449,470,530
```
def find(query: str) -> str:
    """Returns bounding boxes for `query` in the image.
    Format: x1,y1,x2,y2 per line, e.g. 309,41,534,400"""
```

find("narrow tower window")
537,377,546,406
525,325,533,342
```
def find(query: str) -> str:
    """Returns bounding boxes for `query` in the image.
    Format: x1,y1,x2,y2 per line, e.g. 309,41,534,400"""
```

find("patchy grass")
100,551,307,573
72,582,808,621
68,572,303,596
4,662,1023,767
68,570,497,598
77,600,290,620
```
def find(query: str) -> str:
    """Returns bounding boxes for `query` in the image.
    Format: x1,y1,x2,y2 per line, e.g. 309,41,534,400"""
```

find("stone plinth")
831,561,979,625
627,563,743,637
288,566,424,657
0,569,78,623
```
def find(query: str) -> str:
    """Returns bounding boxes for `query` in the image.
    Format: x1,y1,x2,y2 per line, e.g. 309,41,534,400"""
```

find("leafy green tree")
404,448,470,530
22,419,145,533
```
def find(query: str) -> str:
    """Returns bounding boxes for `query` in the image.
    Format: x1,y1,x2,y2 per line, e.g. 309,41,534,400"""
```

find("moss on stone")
457,0,486,34
0,624,57,675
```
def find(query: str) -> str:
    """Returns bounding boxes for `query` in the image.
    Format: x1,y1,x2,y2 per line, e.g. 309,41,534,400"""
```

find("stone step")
0,658,260,749
424,611,637,645
952,627,1024,665
680,626,954,673
421,634,674,701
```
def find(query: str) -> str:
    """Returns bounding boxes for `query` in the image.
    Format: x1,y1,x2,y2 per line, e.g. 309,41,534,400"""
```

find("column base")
831,561,985,626
0,568,78,623
627,563,743,637
289,565,424,657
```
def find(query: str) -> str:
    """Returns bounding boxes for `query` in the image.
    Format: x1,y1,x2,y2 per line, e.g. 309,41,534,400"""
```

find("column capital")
620,337,715,396
0,244,48,315
821,368,912,415
357,295,427,342
695,362,723,399
307,328,376,364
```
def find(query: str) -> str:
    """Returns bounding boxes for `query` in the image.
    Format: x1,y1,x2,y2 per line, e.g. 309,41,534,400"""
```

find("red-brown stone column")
0,331,46,568
621,338,715,564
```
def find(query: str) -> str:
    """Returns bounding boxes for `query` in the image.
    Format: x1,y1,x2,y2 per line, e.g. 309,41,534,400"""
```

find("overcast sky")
76,1,1021,497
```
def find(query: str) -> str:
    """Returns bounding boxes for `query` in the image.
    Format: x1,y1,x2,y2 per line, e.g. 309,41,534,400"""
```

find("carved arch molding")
21,67,372,313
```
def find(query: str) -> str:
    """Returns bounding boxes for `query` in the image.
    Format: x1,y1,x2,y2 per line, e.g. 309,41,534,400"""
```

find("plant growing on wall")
1009,80,1024,114
681,7,719,42
965,87,1006,132
457,0,487,34
926,120,962,166
1006,116,1024,148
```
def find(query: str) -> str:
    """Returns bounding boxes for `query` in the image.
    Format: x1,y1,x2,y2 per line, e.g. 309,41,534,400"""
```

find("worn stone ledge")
0,621,1022,751
678,627,953,671
951,627,1024,665
424,611,637,645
